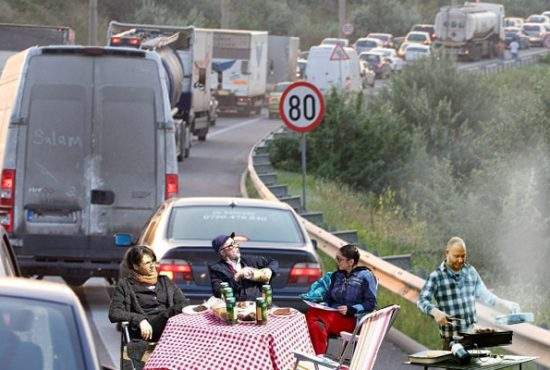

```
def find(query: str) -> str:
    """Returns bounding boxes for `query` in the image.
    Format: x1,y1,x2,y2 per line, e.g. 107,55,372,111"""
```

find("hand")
430,308,450,325
337,305,348,315
234,267,254,281
499,299,521,314
139,319,153,341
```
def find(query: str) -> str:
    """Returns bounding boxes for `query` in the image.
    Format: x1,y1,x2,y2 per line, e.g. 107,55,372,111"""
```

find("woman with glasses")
109,245,189,342
208,232,278,301
305,244,378,354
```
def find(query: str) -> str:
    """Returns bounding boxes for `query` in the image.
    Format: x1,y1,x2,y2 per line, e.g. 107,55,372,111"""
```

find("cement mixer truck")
434,2,505,61
107,21,214,160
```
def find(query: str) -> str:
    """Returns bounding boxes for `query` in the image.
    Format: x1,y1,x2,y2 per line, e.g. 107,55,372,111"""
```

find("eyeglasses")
336,255,351,263
220,241,239,252
141,260,158,267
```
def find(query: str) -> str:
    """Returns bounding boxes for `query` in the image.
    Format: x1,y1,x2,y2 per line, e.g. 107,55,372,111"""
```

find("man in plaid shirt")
417,237,520,349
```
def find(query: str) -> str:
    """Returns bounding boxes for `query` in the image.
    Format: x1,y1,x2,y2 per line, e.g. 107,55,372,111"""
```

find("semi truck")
107,21,215,160
434,2,505,61
210,29,268,116
0,23,74,73
267,35,299,90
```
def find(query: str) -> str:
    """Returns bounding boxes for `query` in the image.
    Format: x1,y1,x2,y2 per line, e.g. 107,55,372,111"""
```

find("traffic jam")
0,2,550,370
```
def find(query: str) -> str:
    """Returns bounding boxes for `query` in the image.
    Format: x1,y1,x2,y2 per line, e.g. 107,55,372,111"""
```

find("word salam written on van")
32,129,83,148
202,210,268,222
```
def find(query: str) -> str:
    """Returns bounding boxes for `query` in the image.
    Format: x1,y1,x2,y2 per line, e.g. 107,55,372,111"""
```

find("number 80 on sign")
279,81,325,133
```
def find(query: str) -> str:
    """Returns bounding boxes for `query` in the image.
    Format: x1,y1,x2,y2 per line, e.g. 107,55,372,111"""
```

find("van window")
241,60,250,75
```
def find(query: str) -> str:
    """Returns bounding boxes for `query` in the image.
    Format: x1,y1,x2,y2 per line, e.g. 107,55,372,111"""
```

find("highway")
72,47,549,370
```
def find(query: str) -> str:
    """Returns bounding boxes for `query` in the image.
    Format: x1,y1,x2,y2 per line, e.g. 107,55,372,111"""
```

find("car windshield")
274,83,291,92
360,54,380,62
356,40,377,48
168,206,304,243
528,16,544,23
0,296,87,370
408,33,427,42
523,25,541,32
412,26,433,34
408,47,428,53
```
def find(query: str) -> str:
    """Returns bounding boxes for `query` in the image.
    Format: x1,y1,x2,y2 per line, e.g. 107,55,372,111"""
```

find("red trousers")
305,307,356,355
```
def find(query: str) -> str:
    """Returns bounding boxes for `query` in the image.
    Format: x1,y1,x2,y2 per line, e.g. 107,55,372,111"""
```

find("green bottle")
226,297,237,324
262,285,272,308
256,297,267,325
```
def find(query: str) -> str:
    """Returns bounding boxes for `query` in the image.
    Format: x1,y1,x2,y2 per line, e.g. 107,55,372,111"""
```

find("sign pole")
301,133,307,210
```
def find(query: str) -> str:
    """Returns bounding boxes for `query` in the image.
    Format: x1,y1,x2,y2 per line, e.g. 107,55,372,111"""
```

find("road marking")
209,117,263,138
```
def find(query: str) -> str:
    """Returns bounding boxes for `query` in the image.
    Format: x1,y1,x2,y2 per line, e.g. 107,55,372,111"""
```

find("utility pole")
88,0,97,45
338,0,346,38
220,0,231,28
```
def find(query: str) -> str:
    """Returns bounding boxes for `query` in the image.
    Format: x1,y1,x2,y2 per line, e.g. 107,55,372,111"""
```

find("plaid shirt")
417,262,497,339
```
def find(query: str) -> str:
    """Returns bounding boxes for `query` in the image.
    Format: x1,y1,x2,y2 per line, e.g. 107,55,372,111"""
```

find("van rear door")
91,56,162,236
20,54,92,237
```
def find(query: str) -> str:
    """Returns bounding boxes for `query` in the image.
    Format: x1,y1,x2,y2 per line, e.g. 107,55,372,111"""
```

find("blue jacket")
325,267,377,316
300,272,334,302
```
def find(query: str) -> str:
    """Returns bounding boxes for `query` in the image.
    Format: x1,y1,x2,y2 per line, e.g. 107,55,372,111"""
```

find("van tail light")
110,36,141,48
158,260,193,281
1,169,15,207
165,174,179,199
288,263,322,284
0,169,15,233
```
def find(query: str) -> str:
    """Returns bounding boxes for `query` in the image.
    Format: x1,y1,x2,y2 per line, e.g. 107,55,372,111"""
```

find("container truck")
107,21,214,160
434,2,505,61
0,46,179,285
0,23,74,73
267,35,299,90
210,29,268,116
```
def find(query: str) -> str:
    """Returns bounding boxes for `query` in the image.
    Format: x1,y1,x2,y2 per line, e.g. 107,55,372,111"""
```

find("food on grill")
193,305,208,312
475,327,495,334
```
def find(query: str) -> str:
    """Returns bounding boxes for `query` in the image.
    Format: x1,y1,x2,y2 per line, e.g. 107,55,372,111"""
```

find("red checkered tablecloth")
144,310,314,370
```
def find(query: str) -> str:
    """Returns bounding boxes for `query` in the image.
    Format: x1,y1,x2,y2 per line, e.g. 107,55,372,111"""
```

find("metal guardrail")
247,127,550,367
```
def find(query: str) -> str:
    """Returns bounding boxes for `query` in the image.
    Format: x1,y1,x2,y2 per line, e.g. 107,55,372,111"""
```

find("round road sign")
279,81,325,133
342,23,354,36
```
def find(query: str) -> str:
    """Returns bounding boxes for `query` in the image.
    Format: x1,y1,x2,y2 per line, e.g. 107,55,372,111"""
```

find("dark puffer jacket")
324,266,378,316
109,275,189,328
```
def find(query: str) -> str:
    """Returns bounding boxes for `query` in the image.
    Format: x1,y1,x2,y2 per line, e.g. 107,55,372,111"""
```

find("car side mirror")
311,239,318,249
114,233,134,247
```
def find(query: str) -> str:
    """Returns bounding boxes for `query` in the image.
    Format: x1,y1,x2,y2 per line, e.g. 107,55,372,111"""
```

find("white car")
404,44,431,61
370,47,406,72
405,31,432,45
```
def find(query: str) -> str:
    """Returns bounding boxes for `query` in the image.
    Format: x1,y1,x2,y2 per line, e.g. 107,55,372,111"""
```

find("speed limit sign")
278,81,325,133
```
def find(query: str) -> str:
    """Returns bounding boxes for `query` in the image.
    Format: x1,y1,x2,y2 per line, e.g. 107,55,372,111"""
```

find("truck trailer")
0,23,74,72
434,2,505,61
210,29,268,116
107,21,214,160
267,35,299,89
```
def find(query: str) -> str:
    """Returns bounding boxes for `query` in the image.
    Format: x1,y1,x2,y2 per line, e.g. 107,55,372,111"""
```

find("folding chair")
120,322,157,370
294,305,400,370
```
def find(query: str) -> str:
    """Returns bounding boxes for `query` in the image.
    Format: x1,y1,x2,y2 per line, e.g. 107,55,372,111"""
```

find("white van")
305,45,362,92
0,46,179,285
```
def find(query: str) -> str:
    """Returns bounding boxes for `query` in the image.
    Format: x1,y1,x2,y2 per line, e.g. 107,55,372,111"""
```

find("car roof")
412,24,434,28
169,197,296,211
408,31,430,36
505,27,521,31
367,33,392,37
0,277,79,305
371,47,395,53
523,23,544,27
360,50,384,56
356,37,381,42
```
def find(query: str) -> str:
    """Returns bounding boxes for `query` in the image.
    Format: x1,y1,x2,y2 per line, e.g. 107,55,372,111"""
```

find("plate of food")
237,311,257,324
182,304,210,315
269,307,297,317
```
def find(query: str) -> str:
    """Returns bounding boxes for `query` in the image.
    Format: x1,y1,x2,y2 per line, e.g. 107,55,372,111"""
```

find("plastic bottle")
450,342,471,365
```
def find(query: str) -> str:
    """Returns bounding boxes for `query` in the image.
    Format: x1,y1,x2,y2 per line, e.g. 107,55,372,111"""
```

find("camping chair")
120,322,157,370
294,305,400,370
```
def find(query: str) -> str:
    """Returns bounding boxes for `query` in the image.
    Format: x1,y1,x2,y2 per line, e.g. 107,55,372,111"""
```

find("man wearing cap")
417,236,521,349
208,232,279,301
